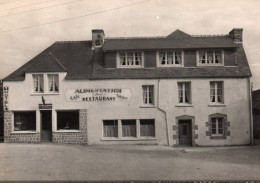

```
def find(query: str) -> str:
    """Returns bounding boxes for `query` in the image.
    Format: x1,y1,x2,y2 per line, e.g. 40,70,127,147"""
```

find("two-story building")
2,28,253,146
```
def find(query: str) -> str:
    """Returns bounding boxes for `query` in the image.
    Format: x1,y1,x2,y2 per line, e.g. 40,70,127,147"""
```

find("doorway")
178,120,192,146
41,110,52,142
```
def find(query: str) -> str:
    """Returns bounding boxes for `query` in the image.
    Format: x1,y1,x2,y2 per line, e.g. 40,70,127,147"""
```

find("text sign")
66,88,132,102
39,104,52,109
3,86,9,111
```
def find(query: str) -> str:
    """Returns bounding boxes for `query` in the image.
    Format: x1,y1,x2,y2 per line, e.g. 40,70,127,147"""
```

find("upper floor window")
48,74,59,93
142,85,154,105
197,50,224,65
118,52,143,67
33,74,44,93
158,51,183,66
178,82,191,104
210,81,224,103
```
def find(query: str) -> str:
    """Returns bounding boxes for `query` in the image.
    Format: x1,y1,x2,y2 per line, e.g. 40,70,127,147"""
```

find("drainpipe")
157,79,170,146
248,77,254,145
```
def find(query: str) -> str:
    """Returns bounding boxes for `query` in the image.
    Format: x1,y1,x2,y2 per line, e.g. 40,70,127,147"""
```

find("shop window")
158,51,183,66
197,50,223,65
140,119,155,137
48,74,59,93
178,82,191,104
142,85,154,105
14,111,36,131
57,111,79,130
210,81,224,103
103,120,118,137
33,74,44,93
122,120,136,137
118,52,143,67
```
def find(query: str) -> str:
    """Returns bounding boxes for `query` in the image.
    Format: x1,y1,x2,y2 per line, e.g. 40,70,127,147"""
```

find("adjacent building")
252,90,260,139
2,28,253,146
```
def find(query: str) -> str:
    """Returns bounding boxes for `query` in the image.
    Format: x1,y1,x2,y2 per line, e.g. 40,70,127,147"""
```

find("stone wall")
52,109,88,144
4,111,40,143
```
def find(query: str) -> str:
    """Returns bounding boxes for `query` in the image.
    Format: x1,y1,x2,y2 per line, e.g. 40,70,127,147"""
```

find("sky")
0,0,260,90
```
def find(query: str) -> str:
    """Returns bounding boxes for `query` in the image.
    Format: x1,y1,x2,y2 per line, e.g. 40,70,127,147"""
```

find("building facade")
3,28,253,146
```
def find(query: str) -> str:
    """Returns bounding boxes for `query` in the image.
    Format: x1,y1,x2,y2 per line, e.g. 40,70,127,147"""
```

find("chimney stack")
229,28,243,43
92,29,105,48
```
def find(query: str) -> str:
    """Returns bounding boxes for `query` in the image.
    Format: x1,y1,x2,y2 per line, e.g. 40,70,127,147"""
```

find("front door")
178,120,192,146
41,110,52,142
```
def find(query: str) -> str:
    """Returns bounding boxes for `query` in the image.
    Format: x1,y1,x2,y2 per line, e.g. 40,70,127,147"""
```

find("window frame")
207,113,229,139
32,74,44,93
177,82,191,104
142,85,155,106
47,74,59,93
209,81,224,104
211,117,224,136
157,50,184,67
103,120,118,138
117,51,144,68
197,50,224,66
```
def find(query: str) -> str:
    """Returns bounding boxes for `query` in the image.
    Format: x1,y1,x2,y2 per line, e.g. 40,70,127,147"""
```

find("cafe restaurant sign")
66,88,132,102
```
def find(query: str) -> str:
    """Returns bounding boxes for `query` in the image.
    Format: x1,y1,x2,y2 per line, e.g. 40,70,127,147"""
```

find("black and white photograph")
0,0,260,182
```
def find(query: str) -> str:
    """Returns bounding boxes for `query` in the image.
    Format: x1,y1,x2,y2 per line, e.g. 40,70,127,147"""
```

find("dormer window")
157,51,184,67
197,50,224,66
117,52,143,68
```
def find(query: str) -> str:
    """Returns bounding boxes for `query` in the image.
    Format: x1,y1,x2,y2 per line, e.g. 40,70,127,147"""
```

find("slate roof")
4,30,252,81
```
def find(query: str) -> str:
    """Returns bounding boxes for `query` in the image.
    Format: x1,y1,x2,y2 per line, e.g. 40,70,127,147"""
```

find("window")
33,74,44,93
211,117,224,136
142,85,154,105
140,119,155,137
118,52,143,67
57,111,79,130
103,120,118,137
178,82,191,104
14,111,36,131
198,50,223,65
158,51,183,66
122,120,136,137
210,81,224,103
48,74,59,93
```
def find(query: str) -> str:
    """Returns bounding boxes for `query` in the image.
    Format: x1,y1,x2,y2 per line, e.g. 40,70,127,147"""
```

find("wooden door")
178,120,192,146
41,110,52,142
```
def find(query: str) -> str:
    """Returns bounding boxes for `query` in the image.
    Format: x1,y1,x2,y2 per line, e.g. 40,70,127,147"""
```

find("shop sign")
39,104,52,109
66,88,132,102
3,86,9,111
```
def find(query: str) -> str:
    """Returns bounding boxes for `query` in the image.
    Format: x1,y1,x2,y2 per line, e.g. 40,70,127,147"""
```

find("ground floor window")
57,110,79,130
103,120,118,137
211,117,223,136
14,111,36,131
122,120,136,137
102,119,155,139
207,113,229,139
140,119,155,137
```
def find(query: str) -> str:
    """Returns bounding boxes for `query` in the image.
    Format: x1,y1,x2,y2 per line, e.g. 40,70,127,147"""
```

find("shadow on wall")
0,80,3,142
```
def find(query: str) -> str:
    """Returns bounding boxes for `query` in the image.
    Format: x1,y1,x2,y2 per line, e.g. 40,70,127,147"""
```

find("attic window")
157,51,184,67
117,52,143,68
197,50,224,66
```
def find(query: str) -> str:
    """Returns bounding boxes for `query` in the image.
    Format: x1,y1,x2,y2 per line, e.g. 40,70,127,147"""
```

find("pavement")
0,143,260,181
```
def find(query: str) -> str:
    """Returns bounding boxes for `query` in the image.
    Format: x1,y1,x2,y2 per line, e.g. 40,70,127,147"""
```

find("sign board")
3,86,9,111
66,88,132,102
39,104,52,110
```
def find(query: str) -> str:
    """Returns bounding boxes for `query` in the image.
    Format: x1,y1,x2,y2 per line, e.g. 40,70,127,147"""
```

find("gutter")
248,77,254,145
157,79,170,146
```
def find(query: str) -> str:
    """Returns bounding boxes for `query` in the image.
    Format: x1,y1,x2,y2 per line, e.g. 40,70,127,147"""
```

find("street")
0,143,259,181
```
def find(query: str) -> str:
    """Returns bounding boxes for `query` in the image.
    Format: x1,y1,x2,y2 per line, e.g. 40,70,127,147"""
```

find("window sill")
208,104,226,107
140,105,156,108
210,136,227,139
175,104,193,107
31,93,60,96
157,65,183,68
11,131,37,134
101,137,157,141
54,130,81,133
197,64,224,67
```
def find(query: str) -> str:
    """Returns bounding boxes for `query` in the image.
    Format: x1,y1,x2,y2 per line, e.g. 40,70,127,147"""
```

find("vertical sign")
3,86,9,111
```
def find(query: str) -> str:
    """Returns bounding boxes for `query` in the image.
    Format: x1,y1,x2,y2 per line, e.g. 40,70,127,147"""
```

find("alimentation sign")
66,88,132,102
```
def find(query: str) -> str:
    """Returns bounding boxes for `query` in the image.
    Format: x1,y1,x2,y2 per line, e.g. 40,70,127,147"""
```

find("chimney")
92,29,105,48
229,28,243,43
